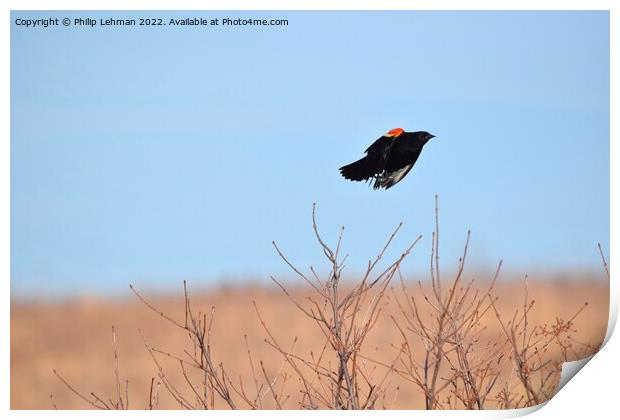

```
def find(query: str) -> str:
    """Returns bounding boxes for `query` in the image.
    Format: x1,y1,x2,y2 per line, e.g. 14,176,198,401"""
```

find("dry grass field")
11,275,608,410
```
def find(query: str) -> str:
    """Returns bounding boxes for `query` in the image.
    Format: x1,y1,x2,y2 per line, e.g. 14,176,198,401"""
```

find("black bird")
339,128,436,189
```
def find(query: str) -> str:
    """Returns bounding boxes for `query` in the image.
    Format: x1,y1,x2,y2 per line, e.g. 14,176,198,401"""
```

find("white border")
3,1,616,419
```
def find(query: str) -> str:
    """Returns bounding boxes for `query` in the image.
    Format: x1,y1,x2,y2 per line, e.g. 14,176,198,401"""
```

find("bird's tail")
339,156,376,182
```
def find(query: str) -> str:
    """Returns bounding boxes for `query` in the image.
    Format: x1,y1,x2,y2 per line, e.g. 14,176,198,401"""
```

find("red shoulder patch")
386,128,404,137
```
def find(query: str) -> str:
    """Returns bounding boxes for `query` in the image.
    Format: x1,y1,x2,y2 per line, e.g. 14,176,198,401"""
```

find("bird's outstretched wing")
339,135,394,182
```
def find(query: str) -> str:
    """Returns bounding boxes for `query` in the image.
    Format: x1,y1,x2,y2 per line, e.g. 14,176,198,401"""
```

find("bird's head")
419,131,436,142
385,127,405,137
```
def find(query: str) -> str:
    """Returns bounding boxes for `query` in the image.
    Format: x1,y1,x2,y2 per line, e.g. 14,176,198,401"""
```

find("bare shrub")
489,280,597,408
129,281,241,409
52,197,604,410
253,203,422,409
378,195,505,409
383,196,600,409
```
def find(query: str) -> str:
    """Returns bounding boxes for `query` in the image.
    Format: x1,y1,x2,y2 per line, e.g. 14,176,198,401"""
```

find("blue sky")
11,11,609,297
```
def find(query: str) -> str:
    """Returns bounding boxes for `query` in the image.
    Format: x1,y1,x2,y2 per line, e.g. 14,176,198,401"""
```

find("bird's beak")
429,134,436,139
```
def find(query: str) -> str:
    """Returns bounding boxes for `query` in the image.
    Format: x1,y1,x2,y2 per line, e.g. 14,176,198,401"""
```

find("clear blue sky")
11,11,609,297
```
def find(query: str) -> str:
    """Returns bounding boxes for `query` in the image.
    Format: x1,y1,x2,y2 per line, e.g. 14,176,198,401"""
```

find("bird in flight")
339,128,436,189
